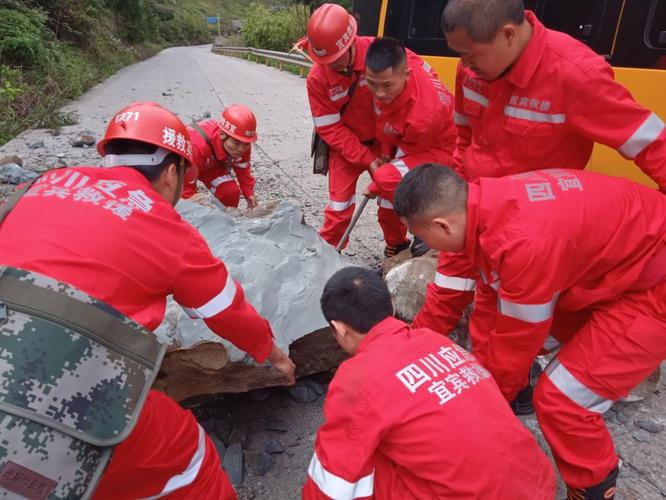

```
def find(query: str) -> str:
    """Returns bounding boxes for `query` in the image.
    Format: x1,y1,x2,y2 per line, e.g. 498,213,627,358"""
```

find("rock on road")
0,45,664,499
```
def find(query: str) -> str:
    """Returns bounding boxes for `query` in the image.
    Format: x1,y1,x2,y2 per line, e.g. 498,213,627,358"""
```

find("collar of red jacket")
210,126,228,161
464,182,481,264
357,316,409,353
353,37,370,73
505,10,546,89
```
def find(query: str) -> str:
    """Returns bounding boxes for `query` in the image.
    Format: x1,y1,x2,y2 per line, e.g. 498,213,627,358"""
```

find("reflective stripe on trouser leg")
320,203,355,247
328,195,356,212
534,368,618,488
320,149,365,247
433,272,476,292
545,358,614,414
377,201,407,246
209,175,235,193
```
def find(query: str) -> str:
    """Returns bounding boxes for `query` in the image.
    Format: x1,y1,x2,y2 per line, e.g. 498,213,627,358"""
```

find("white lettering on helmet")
220,117,237,134
115,111,140,123
335,22,354,50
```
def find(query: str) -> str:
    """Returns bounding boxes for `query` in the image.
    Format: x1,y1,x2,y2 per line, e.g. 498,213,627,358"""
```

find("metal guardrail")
212,45,312,77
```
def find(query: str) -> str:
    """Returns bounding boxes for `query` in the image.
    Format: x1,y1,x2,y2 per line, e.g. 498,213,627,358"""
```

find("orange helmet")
306,3,357,64
97,102,197,183
219,104,258,143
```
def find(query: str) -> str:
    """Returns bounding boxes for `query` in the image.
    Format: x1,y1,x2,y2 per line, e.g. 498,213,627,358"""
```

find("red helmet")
219,104,258,143
98,102,197,183
306,3,357,64
97,101,193,163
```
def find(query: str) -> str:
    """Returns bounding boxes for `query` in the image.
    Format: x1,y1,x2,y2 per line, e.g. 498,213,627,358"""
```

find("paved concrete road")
1,45,664,499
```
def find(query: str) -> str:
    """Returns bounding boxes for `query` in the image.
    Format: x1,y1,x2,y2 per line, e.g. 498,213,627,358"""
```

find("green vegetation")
0,0,354,145
0,0,251,145
241,3,307,52
240,1,351,52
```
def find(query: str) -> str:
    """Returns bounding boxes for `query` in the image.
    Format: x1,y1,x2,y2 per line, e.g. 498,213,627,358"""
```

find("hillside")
0,0,258,145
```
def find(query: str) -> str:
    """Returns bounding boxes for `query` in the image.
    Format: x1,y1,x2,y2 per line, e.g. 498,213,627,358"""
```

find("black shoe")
510,384,535,416
510,360,543,416
567,466,619,500
410,237,429,257
384,240,410,258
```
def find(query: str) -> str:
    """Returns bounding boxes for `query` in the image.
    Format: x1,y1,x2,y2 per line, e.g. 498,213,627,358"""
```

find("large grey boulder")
154,199,349,402
384,249,438,322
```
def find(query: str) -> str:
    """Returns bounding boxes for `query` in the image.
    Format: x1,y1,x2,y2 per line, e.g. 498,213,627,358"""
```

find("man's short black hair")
104,139,180,181
365,37,407,73
442,0,525,43
394,163,468,223
320,266,393,334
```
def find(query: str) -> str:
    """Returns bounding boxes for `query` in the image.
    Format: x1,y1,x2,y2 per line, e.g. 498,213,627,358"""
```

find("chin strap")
172,162,185,206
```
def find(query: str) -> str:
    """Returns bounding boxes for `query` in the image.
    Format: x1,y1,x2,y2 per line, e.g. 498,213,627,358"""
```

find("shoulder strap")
339,73,360,116
190,121,219,161
0,176,40,226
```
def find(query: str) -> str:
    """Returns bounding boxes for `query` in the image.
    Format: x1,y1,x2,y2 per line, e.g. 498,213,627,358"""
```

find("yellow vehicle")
352,0,666,187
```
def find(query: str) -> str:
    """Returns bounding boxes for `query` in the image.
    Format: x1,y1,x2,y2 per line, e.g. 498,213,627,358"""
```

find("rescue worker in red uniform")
302,266,556,499
394,164,666,499
0,102,296,499
413,0,666,411
299,4,434,256
183,104,259,208
362,37,456,255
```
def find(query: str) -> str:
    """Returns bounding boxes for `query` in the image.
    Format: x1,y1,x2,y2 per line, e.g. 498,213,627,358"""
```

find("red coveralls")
182,119,255,207
0,166,277,499
414,10,666,339
368,57,456,246
461,169,666,488
302,317,555,499
307,37,430,247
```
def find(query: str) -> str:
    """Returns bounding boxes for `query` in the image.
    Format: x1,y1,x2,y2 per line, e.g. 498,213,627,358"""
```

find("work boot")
566,466,619,500
384,240,410,258
510,360,543,416
410,237,429,257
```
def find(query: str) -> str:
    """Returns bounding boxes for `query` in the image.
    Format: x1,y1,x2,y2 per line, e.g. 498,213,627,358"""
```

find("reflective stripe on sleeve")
330,89,349,102
392,159,409,177
434,272,476,291
619,112,665,159
377,197,394,209
139,425,207,499
503,105,566,124
234,161,250,169
307,452,374,499
210,175,234,193
329,196,356,212
313,113,341,127
454,111,470,126
498,293,558,323
462,86,489,107
182,274,237,319
545,358,614,414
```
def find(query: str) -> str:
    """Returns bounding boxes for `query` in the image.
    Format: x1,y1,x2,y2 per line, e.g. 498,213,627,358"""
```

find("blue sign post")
206,15,221,36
